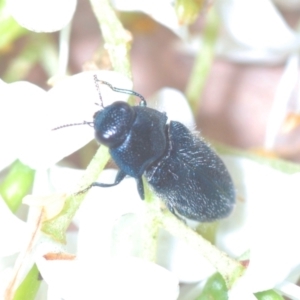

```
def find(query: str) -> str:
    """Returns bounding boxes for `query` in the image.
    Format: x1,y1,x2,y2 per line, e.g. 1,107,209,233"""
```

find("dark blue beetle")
88,79,236,222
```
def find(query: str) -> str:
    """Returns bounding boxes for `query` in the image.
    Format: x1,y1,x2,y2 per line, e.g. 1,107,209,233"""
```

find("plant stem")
185,7,219,114
89,0,132,79
161,210,245,288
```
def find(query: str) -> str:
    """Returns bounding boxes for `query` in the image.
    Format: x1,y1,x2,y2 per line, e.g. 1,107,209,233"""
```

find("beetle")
56,76,236,222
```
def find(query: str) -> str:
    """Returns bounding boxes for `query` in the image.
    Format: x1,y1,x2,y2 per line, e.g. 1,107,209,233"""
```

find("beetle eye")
94,101,136,147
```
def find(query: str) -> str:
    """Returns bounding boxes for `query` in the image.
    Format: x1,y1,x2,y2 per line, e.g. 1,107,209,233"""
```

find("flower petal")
19,70,132,169
216,156,251,258
0,196,27,257
245,172,300,292
0,81,46,171
37,256,179,300
216,0,300,63
149,88,195,129
77,169,143,260
112,0,184,37
157,230,215,283
228,277,257,300
8,0,77,32
219,156,300,292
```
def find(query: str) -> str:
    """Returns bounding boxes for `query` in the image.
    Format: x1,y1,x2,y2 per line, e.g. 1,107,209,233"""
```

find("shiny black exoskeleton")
89,80,236,222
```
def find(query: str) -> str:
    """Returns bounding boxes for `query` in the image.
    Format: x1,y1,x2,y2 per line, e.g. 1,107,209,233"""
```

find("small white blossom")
0,196,27,258
218,156,300,297
7,0,77,32
113,0,300,64
0,195,64,298
215,0,300,63
112,0,182,36
149,88,195,129
36,256,179,300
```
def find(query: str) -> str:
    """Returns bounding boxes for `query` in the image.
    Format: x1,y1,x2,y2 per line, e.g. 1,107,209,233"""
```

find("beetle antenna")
94,77,147,107
52,121,94,131
93,74,104,108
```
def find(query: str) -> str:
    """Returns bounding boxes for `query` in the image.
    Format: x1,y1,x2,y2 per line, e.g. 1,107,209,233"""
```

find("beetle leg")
77,170,127,194
136,177,145,200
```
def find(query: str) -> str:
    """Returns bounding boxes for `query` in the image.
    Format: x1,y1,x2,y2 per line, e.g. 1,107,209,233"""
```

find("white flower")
111,0,183,36
35,168,179,300
217,156,300,298
113,0,300,64
0,165,89,298
148,88,195,129
177,155,300,299
0,196,27,297
36,256,179,300
0,79,45,170
7,0,77,32
157,231,215,283
0,194,64,299
215,0,300,63
0,196,27,259
0,70,132,171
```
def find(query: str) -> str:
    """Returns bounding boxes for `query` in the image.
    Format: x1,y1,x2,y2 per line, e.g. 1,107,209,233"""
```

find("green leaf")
0,160,35,213
196,272,228,300
13,264,41,300
255,289,284,300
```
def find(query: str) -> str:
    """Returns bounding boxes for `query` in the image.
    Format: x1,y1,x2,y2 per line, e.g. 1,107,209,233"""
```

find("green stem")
160,210,245,288
42,0,132,242
42,146,110,242
185,7,220,114
140,182,161,262
89,0,132,79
